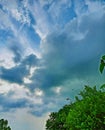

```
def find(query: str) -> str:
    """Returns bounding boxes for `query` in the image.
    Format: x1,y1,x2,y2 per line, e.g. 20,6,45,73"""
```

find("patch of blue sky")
22,24,41,49
0,29,14,44
0,3,3,11
90,0,105,2
0,3,9,14
10,15,23,30
59,6,76,26
28,0,34,6
43,4,50,11
81,4,88,13
28,11,36,25
42,0,76,27
43,1,54,12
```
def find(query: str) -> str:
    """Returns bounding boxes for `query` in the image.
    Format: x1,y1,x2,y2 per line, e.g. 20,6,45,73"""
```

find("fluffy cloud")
0,80,45,115
32,10,105,88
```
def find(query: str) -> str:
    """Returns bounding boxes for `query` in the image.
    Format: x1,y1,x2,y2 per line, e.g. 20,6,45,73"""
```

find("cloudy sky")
0,0,105,129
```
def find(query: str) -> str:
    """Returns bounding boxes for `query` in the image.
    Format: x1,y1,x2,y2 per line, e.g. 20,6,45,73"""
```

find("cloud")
0,94,27,112
0,80,45,116
0,0,40,59
28,0,52,38
0,47,15,68
29,1,105,96
10,45,22,63
0,54,39,84
0,109,49,130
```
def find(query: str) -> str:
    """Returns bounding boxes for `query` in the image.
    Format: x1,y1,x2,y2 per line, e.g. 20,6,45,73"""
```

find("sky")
0,0,105,130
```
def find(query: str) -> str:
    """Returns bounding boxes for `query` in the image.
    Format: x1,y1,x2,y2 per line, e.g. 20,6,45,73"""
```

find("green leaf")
99,63,105,73
100,84,105,89
102,55,105,60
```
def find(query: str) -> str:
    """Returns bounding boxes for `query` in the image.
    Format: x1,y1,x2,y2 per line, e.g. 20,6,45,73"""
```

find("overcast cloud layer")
0,0,105,130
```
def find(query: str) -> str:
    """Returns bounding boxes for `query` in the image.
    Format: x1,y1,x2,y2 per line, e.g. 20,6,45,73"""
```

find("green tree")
46,86,105,130
0,119,11,130
46,104,72,130
65,86,105,130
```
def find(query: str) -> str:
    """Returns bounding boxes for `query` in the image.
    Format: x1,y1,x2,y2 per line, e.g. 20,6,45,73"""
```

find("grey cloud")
30,10,105,94
0,66,27,84
0,94,28,112
0,91,59,117
22,54,38,67
0,54,39,84
10,45,22,63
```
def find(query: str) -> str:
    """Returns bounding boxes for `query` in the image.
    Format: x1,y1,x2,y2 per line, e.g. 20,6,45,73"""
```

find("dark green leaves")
99,55,105,73
46,105,72,130
100,61,104,73
0,119,11,130
102,55,105,60
100,84,105,89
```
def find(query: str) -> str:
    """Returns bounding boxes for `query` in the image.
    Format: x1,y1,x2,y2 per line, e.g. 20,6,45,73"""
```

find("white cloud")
0,0,18,10
0,8,13,30
0,0,39,58
24,77,32,84
10,8,30,25
30,67,37,76
0,108,49,130
0,79,29,98
23,67,41,84
0,79,12,94
34,88,44,97
52,86,62,94
28,1,52,39
0,79,43,105
86,0,105,12
1,0,30,25
0,47,15,68
11,9,22,21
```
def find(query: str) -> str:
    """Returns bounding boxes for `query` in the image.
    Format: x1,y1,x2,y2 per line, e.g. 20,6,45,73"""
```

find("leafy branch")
99,55,105,73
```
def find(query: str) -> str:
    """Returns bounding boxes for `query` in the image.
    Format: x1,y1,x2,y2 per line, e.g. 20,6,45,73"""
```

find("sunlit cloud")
34,88,44,97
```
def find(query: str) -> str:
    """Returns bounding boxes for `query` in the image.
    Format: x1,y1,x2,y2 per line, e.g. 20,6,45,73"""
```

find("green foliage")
100,84,105,90
65,86,105,130
99,55,105,73
46,86,105,130
46,104,72,130
0,119,11,130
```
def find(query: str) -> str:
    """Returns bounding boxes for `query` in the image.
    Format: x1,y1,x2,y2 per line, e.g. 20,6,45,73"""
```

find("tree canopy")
46,85,105,130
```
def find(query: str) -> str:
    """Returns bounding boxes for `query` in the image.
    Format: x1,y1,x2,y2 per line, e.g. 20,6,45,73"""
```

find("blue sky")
0,0,105,130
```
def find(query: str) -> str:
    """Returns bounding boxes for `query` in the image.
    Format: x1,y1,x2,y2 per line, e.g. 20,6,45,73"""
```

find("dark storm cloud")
30,11,105,93
0,54,39,84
